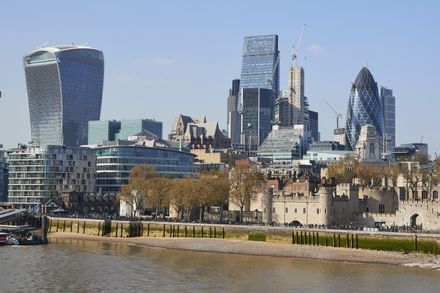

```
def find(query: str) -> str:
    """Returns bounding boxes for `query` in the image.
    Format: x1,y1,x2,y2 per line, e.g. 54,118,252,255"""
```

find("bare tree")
118,165,157,217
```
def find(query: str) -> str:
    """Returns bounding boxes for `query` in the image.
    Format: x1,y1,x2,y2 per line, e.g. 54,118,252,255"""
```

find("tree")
118,165,157,217
229,165,265,222
326,155,359,184
147,177,172,219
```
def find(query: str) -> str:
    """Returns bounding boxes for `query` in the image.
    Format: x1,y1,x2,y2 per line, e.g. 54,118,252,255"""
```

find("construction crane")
291,24,306,66
322,99,343,129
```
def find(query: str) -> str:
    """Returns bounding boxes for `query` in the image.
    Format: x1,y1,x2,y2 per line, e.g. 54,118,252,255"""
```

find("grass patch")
248,231,267,242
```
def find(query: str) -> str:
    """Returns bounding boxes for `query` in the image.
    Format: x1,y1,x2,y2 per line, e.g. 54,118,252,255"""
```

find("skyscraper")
380,86,396,152
345,67,384,151
239,34,279,104
240,88,274,150
24,45,104,146
288,66,305,125
227,79,240,146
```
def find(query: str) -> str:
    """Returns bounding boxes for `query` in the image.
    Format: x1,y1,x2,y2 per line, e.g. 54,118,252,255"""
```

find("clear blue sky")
1,1,439,155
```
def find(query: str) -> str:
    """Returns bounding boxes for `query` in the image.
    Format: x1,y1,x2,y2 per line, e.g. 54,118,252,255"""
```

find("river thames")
2,239,440,292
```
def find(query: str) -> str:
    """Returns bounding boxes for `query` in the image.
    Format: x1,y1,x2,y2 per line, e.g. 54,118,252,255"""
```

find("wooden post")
77,221,80,233
351,234,354,248
332,233,336,247
209,226,212,238
214,226,216,238
49,220,52,233
325,236,328,247
63,220,66,232
201,226,204,238
184,226,187,237
140,223,144,236
308,232,312,245
70,221,73,233
115,223,119,237
98,222,101,236
300,231,303,244
177,226,180,237
356,234,359,249
292,230,295,244
296,231,299,244
312,233,315,246
162,224,165,237
317,233,319,246
346,234,349,248
222,226,225,239
83,222,86,234
120,223,123,238
414,235,418,251
147,223,150,237
169,225,172,237
56,220,59,232
193,226,196,238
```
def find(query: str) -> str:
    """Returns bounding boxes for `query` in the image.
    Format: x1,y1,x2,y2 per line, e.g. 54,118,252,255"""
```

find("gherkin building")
345,67,384,150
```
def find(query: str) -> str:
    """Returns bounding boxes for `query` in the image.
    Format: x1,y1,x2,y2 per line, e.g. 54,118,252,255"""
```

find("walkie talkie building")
24,45,104,146
345,67,384,150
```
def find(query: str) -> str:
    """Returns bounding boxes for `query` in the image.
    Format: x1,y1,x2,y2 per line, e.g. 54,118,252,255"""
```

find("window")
294,208,297,213
285,207,288,213
379,204,385,214
316,208,320,214
272,207,275,213
433,191,438,199
303,208,306,214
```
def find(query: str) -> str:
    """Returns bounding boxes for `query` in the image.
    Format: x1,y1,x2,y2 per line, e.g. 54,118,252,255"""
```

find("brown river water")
1,239,440,293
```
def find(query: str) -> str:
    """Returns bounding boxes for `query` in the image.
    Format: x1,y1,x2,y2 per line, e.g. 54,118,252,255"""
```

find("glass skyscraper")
240,88,274,150
345,67,384,150
380,86,396,152
24,45,104,146
239,34,279,106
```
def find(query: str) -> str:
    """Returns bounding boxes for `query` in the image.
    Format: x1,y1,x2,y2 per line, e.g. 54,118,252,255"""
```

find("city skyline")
1,1,440,154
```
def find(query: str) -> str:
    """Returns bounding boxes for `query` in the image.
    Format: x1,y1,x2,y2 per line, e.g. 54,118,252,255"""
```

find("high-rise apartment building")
345,67,384,150
380,86,396,152
0,147,7,201
288,66,305,125
7,145,96,208
240,88,274,150
227,79,241,146
239,34,279,105
24,45,104,146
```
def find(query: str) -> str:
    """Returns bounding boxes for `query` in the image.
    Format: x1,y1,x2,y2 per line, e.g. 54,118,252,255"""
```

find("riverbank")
48,232,440,269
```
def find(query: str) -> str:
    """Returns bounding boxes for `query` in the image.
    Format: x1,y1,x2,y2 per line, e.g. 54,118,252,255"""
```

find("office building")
24,45,104,146
380,86,396,152
118,119,162,140
309,110,319,142
239,34,279,105
288,66,305,125
88,120,121,145
227,79,241,146
240,88,274,150
88,118,162,145
345,67,384,150
93,139,196,193
7,145,96,208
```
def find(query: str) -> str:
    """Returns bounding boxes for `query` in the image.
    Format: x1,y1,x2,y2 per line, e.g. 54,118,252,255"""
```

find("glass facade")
240,88,274,150
380,86,396,152
117,119,163,140
94,146,196,192
239,35,279,108
345,67,384,150
257,128,305,161
7,145,96,208
88,120,121,145
24,46,104,146
227,79,241,146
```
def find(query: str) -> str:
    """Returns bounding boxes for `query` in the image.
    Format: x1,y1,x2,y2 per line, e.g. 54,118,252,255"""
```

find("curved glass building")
94,145,196,192
345,67,384,150
24,45,104,146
